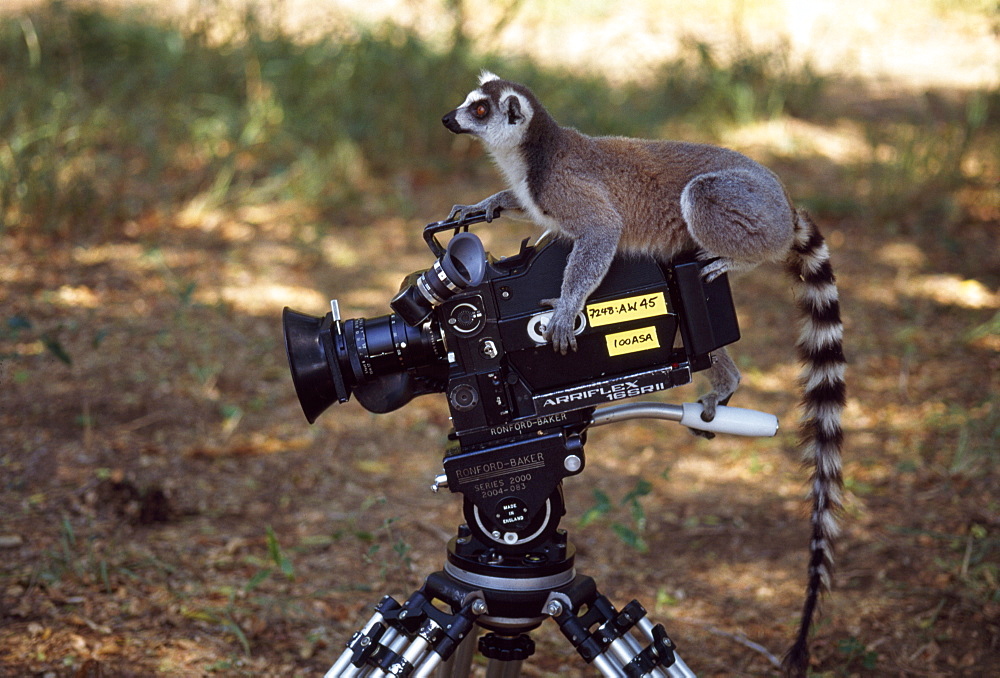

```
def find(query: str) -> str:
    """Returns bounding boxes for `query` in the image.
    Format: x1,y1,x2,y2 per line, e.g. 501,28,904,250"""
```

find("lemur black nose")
442,110,463,134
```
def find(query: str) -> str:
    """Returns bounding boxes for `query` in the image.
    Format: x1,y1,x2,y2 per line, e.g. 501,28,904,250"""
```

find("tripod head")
326,401,777,678
437,400,778,603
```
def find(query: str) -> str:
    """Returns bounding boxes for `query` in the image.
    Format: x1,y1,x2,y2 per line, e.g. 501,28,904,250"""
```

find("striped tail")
781,210,846,678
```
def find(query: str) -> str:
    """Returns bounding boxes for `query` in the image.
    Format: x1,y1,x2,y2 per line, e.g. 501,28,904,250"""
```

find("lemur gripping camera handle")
679,402,779,437
591,402,778,437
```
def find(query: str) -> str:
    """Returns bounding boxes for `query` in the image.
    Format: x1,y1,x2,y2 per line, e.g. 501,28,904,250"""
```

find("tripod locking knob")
431,473,449,492
478,633,535,662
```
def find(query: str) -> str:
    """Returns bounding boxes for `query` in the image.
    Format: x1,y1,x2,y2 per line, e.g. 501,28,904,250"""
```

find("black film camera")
283,213,739,555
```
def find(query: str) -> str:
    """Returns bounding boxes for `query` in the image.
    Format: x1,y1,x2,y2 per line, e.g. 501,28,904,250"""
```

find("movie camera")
283,211,743,554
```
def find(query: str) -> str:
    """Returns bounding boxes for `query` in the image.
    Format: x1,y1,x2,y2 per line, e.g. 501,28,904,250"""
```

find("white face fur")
448,73,534,152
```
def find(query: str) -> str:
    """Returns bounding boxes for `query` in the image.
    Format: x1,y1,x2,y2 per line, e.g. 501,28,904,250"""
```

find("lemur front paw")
448,198,502,223
540,298,579,354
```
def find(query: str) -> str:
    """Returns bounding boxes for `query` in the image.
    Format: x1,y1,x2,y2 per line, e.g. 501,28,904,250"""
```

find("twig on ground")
675,617,783,668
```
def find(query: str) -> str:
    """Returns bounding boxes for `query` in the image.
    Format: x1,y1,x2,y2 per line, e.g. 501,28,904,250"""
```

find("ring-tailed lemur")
442,72,845,677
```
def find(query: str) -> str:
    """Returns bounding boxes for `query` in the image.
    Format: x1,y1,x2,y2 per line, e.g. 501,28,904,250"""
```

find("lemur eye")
472,102,490,119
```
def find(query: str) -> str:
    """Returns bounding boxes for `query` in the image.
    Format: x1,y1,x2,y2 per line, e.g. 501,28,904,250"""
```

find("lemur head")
442,72,547,151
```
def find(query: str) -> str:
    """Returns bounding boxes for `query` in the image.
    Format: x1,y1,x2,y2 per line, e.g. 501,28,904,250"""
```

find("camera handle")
423,209,502,257
429,402,776,498
591,401,778,438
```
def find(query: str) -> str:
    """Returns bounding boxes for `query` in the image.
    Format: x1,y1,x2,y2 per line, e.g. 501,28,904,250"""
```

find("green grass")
860,91,994,230
1,1,995,241
0,1,828,240
0,3,484,236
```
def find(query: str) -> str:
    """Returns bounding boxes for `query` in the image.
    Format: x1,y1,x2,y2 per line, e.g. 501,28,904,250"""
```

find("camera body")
283,217,739,553
432,235,738,448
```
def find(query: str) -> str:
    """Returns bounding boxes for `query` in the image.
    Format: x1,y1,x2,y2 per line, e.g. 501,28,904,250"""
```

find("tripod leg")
663,655,696,678
637,618,696,678
484,660,524,678
326,598,399,678
434,631,477,678
325,576,482,678
548,578,698,677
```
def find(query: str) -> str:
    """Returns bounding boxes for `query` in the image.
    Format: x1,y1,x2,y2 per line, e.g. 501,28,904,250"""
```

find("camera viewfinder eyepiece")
391,232,486,326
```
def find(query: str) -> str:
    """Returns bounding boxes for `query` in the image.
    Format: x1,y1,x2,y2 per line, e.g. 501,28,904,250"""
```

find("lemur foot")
698,255,756,282
687,392,733,439
698,257,734,282
698,391,732,422
689,347,740,438
540,298,578,354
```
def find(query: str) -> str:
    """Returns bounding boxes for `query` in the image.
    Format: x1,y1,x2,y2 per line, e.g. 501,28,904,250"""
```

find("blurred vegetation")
3,0,994,241
0,1,480,234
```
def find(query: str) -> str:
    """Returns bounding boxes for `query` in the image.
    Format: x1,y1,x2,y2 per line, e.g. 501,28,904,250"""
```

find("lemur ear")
503,95,524,125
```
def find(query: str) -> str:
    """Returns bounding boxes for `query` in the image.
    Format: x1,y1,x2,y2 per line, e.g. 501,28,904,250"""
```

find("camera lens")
283,308,348,424
283,308,447,422
343,315,444,383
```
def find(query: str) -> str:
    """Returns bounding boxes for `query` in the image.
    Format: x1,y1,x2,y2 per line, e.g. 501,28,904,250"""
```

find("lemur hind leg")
680,168,795,282
690,346,741,438
679,168,790,429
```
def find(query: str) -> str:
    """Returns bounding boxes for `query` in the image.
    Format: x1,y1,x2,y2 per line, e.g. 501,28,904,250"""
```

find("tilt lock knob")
479,633,535,662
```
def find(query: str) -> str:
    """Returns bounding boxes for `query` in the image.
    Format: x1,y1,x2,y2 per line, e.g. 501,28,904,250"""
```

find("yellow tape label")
605,326,661,356
586,292,667,328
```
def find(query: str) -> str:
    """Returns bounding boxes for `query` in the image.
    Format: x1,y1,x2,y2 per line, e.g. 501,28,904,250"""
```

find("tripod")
324,402,778,677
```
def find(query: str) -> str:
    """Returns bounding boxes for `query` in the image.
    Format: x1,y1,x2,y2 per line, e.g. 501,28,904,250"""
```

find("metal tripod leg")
324,525,700,677
435,631,477,678
484,660,524,678
547,576,697,678
637,618,696,678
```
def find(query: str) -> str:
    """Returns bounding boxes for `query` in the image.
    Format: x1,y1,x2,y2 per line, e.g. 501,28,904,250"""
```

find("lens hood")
282,307,349,423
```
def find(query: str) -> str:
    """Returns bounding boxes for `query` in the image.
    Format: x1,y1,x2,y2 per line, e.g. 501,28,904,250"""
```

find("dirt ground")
2,159,998,677
2,3,999,677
